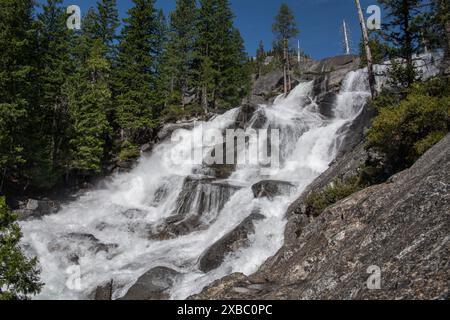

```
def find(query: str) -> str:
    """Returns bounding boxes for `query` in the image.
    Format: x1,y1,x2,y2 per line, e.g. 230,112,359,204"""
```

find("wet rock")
317,92,337,118
140,142,154,154
149,176,243,240
252,69,284,101
157,121,196,141
89,280,113,300
122,209,146,219
191,135,450,300
235,103,259,129
199,211,265,273
14,199,61,221
113,160,135,174
251,180,296,199
49,233,118,258
120,267,180,300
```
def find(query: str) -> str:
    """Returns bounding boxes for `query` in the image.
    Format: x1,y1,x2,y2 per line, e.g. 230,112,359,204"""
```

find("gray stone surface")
199,211,265,273
191,135,450,300
252,180,296,200
120,267,180,300
14,199,61,221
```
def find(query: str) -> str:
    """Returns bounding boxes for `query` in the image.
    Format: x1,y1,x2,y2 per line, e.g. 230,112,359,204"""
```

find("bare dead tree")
355,0,377,98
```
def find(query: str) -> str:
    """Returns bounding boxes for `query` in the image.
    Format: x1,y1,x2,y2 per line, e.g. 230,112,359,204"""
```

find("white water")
20,68,371,300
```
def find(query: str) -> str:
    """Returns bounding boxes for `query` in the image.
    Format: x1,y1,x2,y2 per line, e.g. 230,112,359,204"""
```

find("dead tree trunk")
283,39,288,94
355,0,376,98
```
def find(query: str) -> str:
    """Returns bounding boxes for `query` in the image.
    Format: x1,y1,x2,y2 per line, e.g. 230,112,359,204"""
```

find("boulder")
251,180,296,199
252,69,284,99
15,199,60,221
89,280,113,300
157,121,196,141
199,211,265,273
140,142,154,154
149,176,243,240
120,267,180,300
48,233,118,262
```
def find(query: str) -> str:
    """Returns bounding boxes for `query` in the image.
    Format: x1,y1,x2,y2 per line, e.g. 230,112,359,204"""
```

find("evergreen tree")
164,0,199,109
272,3,298,93
95,0,119,58
272,3,299,48
0,0,38,191
425,0,450,73
0,197,42,300
114,0,163,156
196,0,250,112
35,0,73,186
256,40,266,78
378,0,425,87
66,40,112,172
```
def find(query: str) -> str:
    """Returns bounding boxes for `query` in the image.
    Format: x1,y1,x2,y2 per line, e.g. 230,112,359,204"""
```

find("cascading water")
20,68,371,300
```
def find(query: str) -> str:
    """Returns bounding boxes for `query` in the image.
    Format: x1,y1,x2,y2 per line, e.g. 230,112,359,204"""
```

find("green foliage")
161,103,203,123
114,0,163,145
272,3,299,48
163,0,198,108
367,78,450,173
378,0,427,88
0,0,37,189
304,177,362,217
118,140,140,162
0,197,42,300
67,40,112,172
359,32,389,66
195,0,251,113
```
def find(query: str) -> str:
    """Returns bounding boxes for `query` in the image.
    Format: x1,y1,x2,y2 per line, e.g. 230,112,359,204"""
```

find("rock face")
150,176,242,240
15,199,61,221
191,135,450,300
90,280,113,300
157,121,197,142
252,180,296,200
199,211,265,273
300,55,361,119
120,267,180,300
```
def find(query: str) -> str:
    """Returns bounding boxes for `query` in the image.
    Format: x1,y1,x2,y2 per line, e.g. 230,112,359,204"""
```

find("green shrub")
118,140,140,162
367,80,449,173
304,177,362,217
0,197,42,300
161,103,204,123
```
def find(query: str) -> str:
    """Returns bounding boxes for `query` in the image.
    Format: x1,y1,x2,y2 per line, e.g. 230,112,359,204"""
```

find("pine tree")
0,0,38,191
196,0,250,112
0,197,42,300
114,0,163,157
272,3,299,93
217,28,251,110
378,0,425,87
425,0,450,73
164,0,199,109
96,0,119,58
256,40,265,78
66,39,112,172
35,0,73,186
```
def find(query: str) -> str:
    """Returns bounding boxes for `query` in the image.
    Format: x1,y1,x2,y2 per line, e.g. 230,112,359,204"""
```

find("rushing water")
20,68,371,300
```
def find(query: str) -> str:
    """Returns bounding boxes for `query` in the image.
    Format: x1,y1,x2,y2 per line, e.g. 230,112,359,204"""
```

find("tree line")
360,0,450,90
0,0,251,194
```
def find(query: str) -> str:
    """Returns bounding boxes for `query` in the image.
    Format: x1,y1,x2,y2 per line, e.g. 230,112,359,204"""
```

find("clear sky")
51,0,377,60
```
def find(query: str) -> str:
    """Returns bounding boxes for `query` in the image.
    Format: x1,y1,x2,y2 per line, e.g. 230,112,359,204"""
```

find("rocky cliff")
192,134,450,300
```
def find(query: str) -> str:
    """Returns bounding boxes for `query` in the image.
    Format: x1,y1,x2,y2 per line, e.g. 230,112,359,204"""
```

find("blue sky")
49,0,377,59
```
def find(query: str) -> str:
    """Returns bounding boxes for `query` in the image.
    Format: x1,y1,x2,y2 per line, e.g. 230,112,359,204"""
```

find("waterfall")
20,68,371,300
